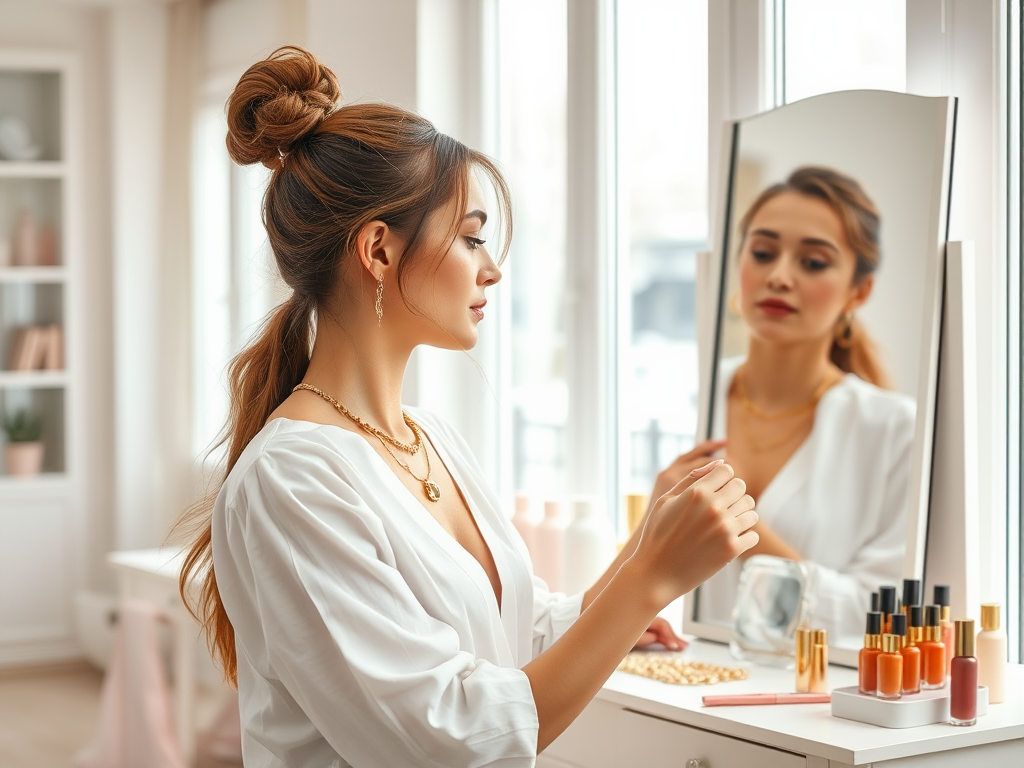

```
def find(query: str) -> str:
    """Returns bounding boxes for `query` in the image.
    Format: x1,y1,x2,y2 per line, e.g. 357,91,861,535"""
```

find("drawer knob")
686,760,706,768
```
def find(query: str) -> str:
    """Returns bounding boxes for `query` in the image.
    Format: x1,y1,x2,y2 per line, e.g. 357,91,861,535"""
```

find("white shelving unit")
0,48,84,665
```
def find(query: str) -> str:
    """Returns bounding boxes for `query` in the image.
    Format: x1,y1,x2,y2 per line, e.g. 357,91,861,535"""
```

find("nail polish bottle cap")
811,628,827,646
890,612,907,638
909,604,923,628
871,592,880,612
879,586,897,615
980,603,1001,631
902,579,922,607
924,604,941,627
865,611,882,635
933,584,950,607
955,619,976,657
882,633,901,653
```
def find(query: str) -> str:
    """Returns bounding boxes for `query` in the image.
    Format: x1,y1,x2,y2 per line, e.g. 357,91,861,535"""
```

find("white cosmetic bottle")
510,493,537,558
533,500,566,591
977,603,1007,704
562,496,616,595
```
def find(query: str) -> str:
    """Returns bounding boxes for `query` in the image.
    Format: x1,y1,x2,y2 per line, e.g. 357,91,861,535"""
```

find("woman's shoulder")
826,374,916,433
221,418,368,504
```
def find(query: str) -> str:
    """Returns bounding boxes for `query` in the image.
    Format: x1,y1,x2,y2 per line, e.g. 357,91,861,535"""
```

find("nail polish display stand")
831,685,989,728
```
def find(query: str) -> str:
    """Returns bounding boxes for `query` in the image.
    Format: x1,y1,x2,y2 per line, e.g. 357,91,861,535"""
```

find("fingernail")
689,459,723,478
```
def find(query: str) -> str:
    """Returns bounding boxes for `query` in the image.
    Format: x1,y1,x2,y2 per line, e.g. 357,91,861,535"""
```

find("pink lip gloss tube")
701,693,831,707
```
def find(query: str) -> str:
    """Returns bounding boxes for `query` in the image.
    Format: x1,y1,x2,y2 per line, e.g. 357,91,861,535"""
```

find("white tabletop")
598,638,1024,764
107,546,185,581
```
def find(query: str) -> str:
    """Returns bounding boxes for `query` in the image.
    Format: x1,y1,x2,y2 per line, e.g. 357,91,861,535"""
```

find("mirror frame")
684,91,958,667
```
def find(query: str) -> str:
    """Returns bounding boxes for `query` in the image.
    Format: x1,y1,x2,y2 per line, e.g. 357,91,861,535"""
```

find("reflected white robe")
699,357,915,646
212,410,582,768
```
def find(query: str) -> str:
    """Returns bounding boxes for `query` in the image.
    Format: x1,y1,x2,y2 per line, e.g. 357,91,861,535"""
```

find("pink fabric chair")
76,598,187,768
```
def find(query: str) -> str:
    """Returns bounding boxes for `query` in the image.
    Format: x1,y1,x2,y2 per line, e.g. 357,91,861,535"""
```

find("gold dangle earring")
375,275,384,327
835,313,854,349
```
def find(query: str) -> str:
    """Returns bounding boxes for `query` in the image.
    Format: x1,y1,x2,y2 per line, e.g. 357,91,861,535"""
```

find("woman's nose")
766,257,794,289
480,255,502,286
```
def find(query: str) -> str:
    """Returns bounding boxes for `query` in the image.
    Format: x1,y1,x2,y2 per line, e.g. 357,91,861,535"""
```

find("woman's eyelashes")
750,248,831,273
464,236,486,250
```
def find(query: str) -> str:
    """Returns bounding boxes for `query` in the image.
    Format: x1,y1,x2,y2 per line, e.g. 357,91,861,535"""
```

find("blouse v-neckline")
714,361,849,520
285,417,510,621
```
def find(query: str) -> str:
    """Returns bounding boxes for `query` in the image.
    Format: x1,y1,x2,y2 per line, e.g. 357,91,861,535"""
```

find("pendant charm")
424,480,441,502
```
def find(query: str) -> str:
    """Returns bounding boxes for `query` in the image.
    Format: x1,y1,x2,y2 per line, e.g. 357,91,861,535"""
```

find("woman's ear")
354,220,395,280
846,274,874,313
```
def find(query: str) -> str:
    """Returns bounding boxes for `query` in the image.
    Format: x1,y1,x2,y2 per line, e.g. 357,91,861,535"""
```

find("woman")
177,47,758,767
656,167,914,645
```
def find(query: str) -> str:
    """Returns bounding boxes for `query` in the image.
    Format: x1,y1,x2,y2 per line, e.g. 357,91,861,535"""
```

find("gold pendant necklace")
293,382,440,502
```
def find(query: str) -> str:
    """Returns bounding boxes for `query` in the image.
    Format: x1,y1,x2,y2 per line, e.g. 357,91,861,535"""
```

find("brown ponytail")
738,166,893,389
174,46,512,685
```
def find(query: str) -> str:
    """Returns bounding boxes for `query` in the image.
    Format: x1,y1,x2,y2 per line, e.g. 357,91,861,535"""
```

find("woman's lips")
471,300,486,320
756,299,796,317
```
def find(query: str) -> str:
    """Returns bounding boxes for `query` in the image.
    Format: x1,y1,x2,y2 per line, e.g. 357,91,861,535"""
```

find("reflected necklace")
293,383,441,502
735,367,839,453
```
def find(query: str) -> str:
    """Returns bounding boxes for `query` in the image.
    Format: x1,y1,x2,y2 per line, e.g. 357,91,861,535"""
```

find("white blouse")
699,358,916,646
212,410,583,768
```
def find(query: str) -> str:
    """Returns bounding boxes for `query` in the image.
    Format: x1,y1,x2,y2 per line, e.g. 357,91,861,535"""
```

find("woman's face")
398,176,501,350
737,191,871,347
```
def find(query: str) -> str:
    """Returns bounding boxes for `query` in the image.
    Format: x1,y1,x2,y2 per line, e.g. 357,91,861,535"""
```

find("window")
783,0,906,103
1006,0,1023,663
498,0,569,497
615,0,708,498
192,100,280,462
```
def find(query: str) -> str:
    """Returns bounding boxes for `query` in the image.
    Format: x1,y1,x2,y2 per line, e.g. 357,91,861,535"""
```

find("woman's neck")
303,307,415,440
740,337,840,412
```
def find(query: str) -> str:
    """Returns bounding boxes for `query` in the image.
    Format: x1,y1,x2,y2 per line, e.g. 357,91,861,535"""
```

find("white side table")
107,547,198,763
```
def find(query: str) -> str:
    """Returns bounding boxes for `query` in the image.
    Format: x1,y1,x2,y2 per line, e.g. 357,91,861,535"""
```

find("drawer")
616,709,806,768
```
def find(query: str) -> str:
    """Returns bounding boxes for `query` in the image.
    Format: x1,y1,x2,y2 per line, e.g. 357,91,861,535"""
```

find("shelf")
0,162,65,179
0,371,67,388
0,267,67,283
0,472,69,493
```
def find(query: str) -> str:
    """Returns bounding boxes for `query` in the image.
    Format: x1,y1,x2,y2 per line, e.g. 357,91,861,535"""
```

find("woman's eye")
803,257,830,271
465,236,486,250
751,249,773,262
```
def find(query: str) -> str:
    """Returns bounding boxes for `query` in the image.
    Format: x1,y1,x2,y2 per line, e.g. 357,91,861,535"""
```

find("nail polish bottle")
902,578,921,619
977,603,1006,704
934,585,954,676
858,612,883,695
877,633,903,700
950,619,978,726
795,627,813,693
809,629,828,694
891,613,920,695
919,605,947,690
879,585,897,634
908,604,924,646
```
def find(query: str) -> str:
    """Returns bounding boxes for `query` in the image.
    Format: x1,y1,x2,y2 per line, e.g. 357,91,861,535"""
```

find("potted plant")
2,409,45,477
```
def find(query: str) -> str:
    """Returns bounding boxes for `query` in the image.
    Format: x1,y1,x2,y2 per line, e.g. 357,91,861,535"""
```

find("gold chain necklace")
293,383,420,454
736,367,834,421
292,382,440,502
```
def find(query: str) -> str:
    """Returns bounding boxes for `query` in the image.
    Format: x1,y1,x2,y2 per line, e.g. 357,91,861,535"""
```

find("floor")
0,661,239,768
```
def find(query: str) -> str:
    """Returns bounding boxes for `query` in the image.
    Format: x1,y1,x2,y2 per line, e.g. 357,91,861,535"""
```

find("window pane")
616,0,708,500
499,0,568,496
785,0,906,103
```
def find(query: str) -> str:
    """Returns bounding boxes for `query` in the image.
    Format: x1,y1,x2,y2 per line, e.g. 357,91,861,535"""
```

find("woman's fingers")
633,617,686,651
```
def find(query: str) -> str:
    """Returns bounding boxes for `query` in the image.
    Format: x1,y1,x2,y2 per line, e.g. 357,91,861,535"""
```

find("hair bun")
226,46,341,169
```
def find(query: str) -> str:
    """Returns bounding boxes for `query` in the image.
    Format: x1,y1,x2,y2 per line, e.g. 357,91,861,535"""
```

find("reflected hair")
173,46,512,686
737,166,892,389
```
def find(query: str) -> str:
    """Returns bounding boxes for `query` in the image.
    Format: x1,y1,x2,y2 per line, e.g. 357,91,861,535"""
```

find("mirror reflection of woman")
655,167,914,644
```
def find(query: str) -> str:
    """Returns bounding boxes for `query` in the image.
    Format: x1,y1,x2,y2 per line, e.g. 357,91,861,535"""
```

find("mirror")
686,91,956,660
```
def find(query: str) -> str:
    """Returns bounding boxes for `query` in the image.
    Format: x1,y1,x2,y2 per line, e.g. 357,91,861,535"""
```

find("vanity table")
541,639,1024,767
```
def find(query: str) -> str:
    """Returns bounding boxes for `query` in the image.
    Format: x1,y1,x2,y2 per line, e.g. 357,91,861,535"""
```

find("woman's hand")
631,460,759,607
648,439,728,513
634,616,686,651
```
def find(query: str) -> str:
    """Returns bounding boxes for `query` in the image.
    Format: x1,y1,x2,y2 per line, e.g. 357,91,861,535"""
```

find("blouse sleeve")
221,443,539,768
805,404,914,645
530,577,584,658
